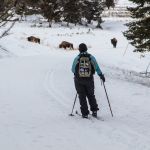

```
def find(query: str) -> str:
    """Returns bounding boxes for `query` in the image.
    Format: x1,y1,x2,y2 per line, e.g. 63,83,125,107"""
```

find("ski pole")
123,43,129,56
69,93,78,116
102,81,113,117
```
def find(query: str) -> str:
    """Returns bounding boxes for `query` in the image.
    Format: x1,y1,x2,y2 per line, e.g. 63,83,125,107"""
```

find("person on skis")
72,43,105,118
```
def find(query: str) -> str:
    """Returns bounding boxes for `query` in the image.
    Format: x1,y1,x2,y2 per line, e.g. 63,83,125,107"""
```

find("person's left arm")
90,55,102,75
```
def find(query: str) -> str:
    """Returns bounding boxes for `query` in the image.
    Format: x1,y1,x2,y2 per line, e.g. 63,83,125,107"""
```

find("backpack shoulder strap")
79,53,91,58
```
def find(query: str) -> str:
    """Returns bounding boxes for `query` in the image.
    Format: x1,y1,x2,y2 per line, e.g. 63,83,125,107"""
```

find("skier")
72,43,105,118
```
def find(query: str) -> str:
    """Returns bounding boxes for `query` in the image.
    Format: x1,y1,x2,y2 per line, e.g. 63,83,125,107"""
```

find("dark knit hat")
79,43,87,52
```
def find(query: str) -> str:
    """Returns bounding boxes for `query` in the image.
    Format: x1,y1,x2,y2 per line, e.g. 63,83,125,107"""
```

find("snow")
0,12,150,150
116,0,135,7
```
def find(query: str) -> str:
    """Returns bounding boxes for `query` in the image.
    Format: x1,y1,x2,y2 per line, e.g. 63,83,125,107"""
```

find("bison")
111,38,117,48
59,41,74,50
27,36,40,44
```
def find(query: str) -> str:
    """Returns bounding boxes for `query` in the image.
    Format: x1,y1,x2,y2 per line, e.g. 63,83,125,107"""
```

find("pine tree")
123,0,150,52
105,0,115,9
92,0,104,28
40,0,62,27
14,0,41,18
23,0,41,15
15,1,27,19
81,0,104,28
63,0,80,26
81,0,94,24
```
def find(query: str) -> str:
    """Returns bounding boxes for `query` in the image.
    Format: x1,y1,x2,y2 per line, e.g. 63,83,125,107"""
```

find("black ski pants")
74,77,99,116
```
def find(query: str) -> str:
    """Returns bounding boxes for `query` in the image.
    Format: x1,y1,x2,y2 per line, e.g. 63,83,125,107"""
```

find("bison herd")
27,36,118,50
27,36,74,50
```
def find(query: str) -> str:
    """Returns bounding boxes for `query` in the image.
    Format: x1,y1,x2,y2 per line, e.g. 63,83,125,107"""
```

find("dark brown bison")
111,38,117,48
59,41,74,50
27,36,40,44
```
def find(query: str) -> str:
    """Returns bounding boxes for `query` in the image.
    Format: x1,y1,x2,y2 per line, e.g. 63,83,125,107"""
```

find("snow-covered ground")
102,0,137,17
116,0,135,6
0,15,150,150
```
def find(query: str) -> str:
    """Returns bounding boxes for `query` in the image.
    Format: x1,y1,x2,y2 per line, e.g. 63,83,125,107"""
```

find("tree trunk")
49,21,52,27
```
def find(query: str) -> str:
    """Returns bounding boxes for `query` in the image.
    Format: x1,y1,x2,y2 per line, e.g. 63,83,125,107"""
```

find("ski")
75,110,104,121
75,110,91,120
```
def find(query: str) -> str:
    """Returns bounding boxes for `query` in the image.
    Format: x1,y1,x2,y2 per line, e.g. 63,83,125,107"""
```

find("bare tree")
0,0,17,39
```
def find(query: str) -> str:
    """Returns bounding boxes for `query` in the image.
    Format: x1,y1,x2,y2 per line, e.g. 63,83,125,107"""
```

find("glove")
99,74,105,82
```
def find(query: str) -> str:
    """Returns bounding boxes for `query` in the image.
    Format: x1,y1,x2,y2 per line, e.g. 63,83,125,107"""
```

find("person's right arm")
71,55,79,74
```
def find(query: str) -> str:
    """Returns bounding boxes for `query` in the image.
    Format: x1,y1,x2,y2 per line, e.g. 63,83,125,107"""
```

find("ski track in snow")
0,52,150,150
104,64,150,87
44,68,70,110
0,45,15,58
42,58,150,150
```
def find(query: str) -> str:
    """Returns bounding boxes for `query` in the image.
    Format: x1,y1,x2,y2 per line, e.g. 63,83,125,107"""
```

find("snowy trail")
0,16,150,149
43,55,150,150
0,54,150,150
